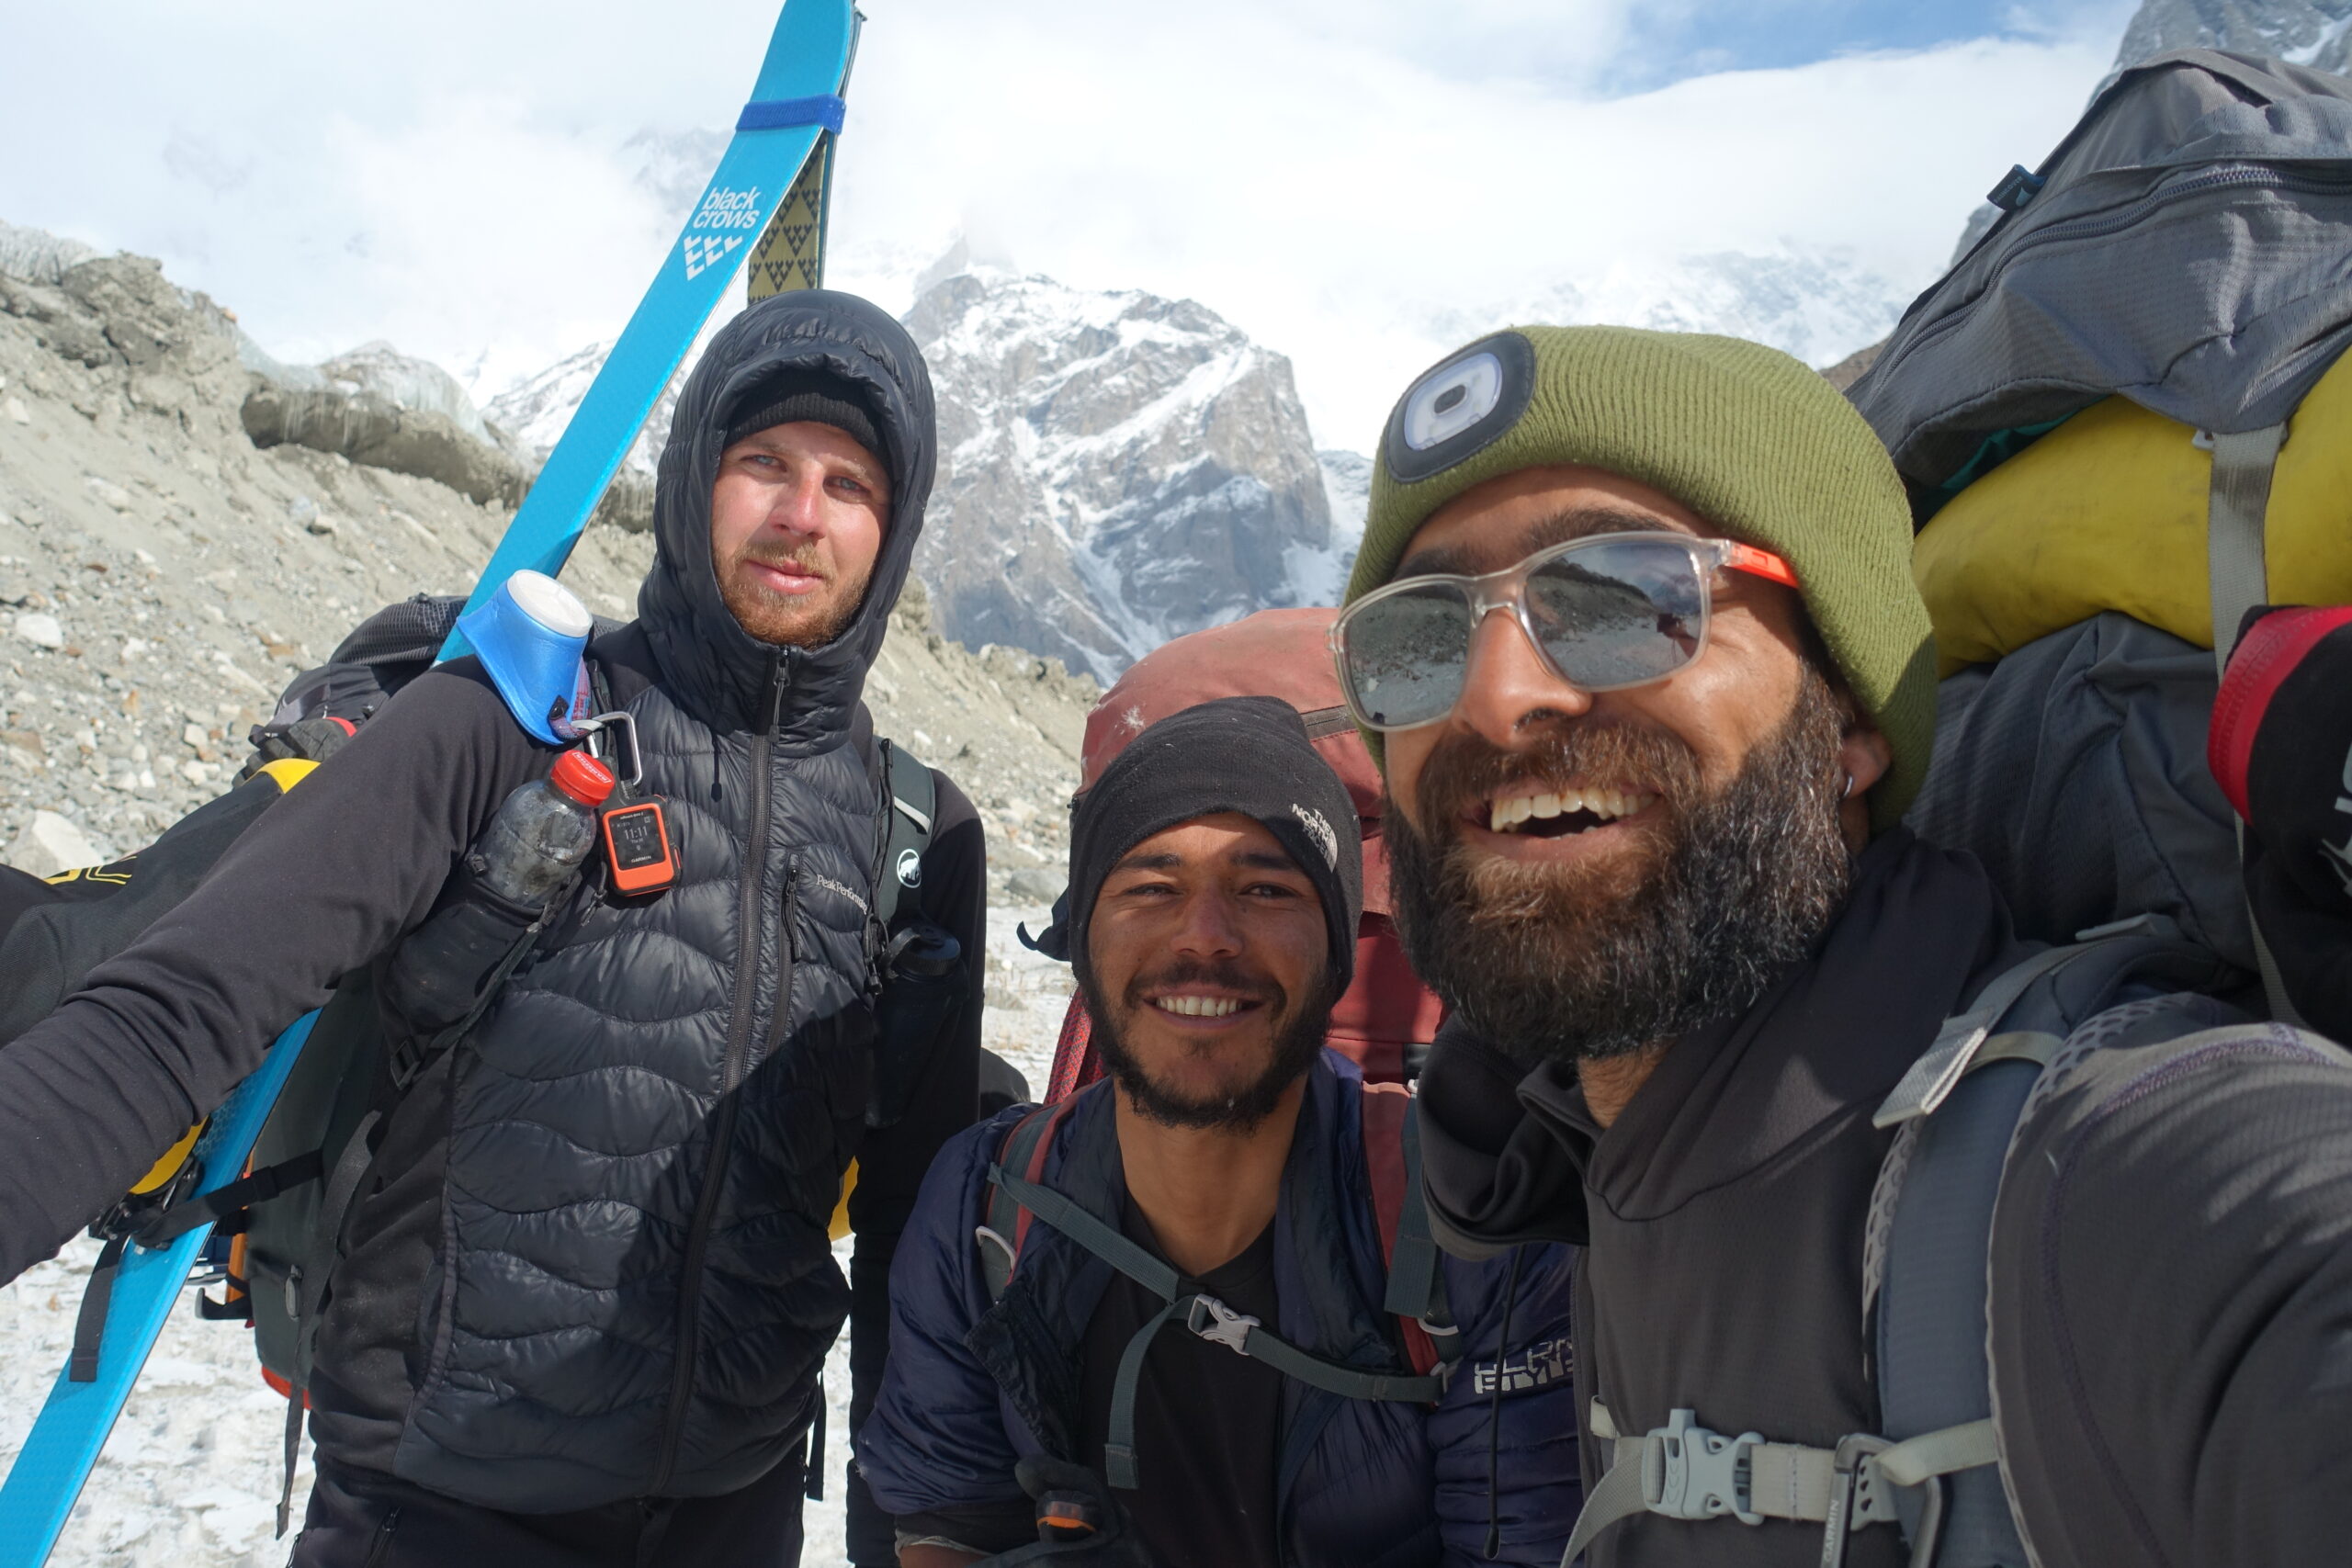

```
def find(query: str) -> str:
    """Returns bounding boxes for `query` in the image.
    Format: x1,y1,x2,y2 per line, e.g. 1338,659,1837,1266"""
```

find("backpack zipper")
649,652,786,1494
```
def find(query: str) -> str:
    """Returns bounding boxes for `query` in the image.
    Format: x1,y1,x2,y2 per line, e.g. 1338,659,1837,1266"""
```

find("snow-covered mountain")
470,241,1905,682
2120,0,2352,72
486,338,678,476
905,267,1335,682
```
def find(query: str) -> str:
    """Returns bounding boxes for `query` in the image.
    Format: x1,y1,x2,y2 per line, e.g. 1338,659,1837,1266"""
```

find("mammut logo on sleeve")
1473,1335,1572,1395
1292,804,1339,869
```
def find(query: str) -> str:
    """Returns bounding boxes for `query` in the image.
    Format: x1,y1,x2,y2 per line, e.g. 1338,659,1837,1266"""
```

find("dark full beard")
1084,959,1334,1133
1385,670,1854,1067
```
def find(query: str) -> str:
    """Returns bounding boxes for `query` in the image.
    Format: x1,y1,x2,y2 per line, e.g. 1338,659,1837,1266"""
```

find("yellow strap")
829,1158,857,1241
129,1122,204,1195
255,757,321,793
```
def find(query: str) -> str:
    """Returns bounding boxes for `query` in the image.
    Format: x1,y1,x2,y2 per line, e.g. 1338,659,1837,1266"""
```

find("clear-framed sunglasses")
1328,531,1800,733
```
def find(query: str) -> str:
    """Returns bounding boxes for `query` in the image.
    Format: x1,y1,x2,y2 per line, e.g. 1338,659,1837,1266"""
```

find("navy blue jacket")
857,1051,1582,1566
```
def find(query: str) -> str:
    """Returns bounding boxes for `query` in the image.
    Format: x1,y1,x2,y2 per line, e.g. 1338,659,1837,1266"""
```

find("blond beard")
715,546,874,649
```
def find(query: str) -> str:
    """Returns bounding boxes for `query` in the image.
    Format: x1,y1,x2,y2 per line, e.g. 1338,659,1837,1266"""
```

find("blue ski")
0,1011,320,1565
0,2,857,1559
444,0,860,652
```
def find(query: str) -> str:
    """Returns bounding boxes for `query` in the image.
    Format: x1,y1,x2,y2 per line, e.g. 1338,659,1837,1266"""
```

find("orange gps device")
601,799,678,896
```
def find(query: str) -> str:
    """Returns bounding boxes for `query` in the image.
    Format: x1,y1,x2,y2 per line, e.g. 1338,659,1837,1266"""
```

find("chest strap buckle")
1183,1293,1261,1355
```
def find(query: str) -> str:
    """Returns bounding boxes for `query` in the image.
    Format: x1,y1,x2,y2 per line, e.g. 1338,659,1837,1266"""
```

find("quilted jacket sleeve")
854,1108,1035,1520
1428,1241,1583,1567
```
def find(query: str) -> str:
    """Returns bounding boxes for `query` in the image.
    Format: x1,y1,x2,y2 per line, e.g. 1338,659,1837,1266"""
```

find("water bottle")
470,750,616,908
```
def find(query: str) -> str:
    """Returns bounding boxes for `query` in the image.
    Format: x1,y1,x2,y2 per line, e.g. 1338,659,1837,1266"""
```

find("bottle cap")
548,750,617,807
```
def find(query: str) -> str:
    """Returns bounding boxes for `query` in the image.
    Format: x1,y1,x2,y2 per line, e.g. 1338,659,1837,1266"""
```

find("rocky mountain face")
906,267,1337,683
2119,0,2352,71
469,242,1908,687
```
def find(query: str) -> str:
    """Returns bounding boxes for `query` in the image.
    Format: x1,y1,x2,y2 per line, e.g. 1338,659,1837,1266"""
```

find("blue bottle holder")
455,570,595,744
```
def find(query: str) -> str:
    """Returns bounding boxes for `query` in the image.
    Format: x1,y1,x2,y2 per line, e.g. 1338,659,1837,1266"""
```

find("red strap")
1361,1083,1411,1268
1359,1083,1442,1379
2209,604,2352,818
999,1097,1080,1280
1046,996,1100,1104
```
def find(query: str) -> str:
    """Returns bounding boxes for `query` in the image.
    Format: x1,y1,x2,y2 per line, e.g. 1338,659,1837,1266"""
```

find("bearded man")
856,697,1582,1567
1337,325,2352,1568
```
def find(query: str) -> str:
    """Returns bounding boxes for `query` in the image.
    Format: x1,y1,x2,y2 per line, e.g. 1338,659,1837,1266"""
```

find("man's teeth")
1487,786,1657,833
1155,995,1241,1018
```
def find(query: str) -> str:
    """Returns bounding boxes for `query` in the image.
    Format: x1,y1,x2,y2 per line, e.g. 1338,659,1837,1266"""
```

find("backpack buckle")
1183,1294,1260,1355
1642,1409,1764,1526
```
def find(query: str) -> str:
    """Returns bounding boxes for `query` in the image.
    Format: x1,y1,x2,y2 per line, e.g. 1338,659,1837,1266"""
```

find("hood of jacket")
638,288,936,750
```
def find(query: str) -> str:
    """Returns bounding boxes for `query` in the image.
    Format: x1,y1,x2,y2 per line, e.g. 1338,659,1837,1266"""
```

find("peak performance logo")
682,186,764,278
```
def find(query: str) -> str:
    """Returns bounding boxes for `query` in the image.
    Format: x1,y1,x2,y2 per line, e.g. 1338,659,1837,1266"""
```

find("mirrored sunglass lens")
1343,587,1472,728
1524,539,1704,688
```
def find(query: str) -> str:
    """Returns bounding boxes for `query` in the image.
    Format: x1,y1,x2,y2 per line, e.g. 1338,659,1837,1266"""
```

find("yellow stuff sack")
1914,347,2352,677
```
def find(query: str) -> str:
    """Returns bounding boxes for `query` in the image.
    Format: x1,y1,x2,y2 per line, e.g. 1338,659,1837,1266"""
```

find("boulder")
4,809,98,877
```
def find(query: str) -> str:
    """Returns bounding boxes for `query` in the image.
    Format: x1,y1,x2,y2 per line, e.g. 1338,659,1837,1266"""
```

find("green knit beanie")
1345,325,1937,829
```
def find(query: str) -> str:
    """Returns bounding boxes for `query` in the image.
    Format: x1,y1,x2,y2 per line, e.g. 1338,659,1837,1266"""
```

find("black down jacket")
0,290,980,1514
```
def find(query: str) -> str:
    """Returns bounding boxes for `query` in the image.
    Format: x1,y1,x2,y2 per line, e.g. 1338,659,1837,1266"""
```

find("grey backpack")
1849,49,2352,513
1853,49,2352,1022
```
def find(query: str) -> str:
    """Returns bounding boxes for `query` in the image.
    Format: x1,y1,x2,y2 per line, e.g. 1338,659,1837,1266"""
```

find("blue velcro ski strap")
738,95,847,133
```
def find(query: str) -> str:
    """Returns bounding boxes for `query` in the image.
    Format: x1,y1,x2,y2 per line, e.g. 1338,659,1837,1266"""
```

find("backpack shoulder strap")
979,1098,1077,1301
983,1087,1448,1492
876,738,938,935
1864,921,2223,1563
1360,1083,1456,1376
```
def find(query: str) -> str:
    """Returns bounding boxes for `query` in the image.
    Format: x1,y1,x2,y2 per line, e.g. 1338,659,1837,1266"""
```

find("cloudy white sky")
1,0,2136,450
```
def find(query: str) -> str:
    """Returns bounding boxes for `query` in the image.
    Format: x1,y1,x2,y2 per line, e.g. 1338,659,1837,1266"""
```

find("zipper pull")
763,649,788,735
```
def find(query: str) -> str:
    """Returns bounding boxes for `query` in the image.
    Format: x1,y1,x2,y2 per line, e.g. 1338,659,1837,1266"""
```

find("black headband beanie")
1052,696,1364,1004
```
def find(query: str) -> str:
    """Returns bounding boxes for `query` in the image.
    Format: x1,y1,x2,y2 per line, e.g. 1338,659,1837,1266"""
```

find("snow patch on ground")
0,907,1073,1567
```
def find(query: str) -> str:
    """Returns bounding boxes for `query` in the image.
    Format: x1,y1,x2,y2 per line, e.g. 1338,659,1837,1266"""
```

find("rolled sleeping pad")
1914,348,2352,677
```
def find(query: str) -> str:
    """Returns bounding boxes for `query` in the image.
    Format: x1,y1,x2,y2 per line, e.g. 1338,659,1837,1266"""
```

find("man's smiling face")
1380,464,1880,1064
1084,812,1333,1131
